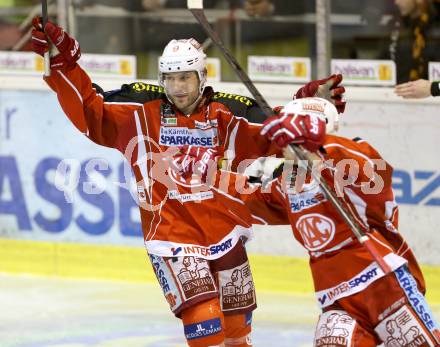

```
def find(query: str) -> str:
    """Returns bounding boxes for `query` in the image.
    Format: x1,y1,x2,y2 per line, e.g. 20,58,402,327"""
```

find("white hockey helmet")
280,97,339,134
158,38,207,95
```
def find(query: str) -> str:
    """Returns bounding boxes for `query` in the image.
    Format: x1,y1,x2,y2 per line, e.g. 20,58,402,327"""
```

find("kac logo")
296,213,335,251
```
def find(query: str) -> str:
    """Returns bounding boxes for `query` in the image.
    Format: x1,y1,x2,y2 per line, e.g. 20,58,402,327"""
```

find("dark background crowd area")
1,0,440,82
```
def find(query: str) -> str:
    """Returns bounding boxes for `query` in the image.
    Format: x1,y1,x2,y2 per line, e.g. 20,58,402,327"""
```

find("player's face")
163,71,200,113
394,0,417,17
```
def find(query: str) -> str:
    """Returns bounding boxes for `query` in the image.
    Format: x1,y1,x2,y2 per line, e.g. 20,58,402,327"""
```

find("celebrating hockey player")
179,96,440,346
30,17,346,347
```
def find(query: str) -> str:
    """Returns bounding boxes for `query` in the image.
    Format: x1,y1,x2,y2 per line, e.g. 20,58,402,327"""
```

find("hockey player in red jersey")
30,16,346,347
258,98,440,346
183,97,440,346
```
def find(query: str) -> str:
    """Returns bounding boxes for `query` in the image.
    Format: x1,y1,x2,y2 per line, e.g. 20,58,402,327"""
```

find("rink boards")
0,76,439,290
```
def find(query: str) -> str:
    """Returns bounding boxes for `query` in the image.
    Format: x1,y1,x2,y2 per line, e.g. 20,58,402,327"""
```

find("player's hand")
295,74,346,114
172,146,221,183
31,17,49,56
261,112,326,152
31,16,81,71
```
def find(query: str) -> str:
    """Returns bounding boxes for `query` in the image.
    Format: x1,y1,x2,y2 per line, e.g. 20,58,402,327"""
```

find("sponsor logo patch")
378,297,406,321
132,82,164,93
220,262,256,311
168,190,214,203
149,255,181,310
296,213,335,251
173,257,216,300
194,120,212,129
161,117,177,126
375,305,433,347
315,311,356,347
150,255,172,293
288,187,326,213
396,266,440,336
171,238,234,258
184,318,222,340
160,103,178,126
316,264,381,307
159,127,217,147
171,247,182,256
137,185,147,202
213,92,253,106
302,102,325,113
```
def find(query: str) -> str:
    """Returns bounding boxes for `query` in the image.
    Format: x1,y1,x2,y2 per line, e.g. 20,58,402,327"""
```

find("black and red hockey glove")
261,112,326,152
295,74,346,114
31,16,81,71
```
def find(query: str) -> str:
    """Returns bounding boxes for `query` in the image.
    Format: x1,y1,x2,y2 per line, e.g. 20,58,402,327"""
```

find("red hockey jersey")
214,135,425,307
44,64,278,259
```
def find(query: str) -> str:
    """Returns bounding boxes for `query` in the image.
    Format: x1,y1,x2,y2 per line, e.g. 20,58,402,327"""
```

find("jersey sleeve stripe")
58,70,83,104
223,119,239,171
104,101,144,106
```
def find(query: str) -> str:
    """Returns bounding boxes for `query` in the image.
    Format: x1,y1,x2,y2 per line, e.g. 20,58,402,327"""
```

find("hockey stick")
41,0,51,76
187,0,391,274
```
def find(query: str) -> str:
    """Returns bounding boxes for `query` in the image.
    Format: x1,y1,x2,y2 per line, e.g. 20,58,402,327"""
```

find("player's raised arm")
31,16,140,152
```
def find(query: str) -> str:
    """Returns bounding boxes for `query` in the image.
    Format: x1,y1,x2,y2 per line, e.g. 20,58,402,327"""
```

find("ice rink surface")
0,273,318,347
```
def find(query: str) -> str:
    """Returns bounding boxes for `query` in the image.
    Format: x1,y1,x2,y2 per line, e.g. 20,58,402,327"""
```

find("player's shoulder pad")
212,91,266,123
92,82,166,103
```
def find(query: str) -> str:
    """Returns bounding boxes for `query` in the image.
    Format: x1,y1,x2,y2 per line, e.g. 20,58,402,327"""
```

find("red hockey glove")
172,146,221,182
31,16,81,71
295,74,346,114
261,112,326,152
31,17,49,56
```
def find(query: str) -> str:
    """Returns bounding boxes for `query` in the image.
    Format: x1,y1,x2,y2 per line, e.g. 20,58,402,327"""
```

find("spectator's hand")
31,16,81,71
295,74,346,114
394,79,432,99
172,146,221,183
244,0,274,18
261,112,326,152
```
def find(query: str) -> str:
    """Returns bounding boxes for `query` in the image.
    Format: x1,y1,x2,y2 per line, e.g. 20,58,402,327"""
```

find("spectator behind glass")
243,0,309,17
0,19,21,49
0,0,40,50
395,78,440,98
243,0,274,17
388,0,439,83
142,0,165,10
